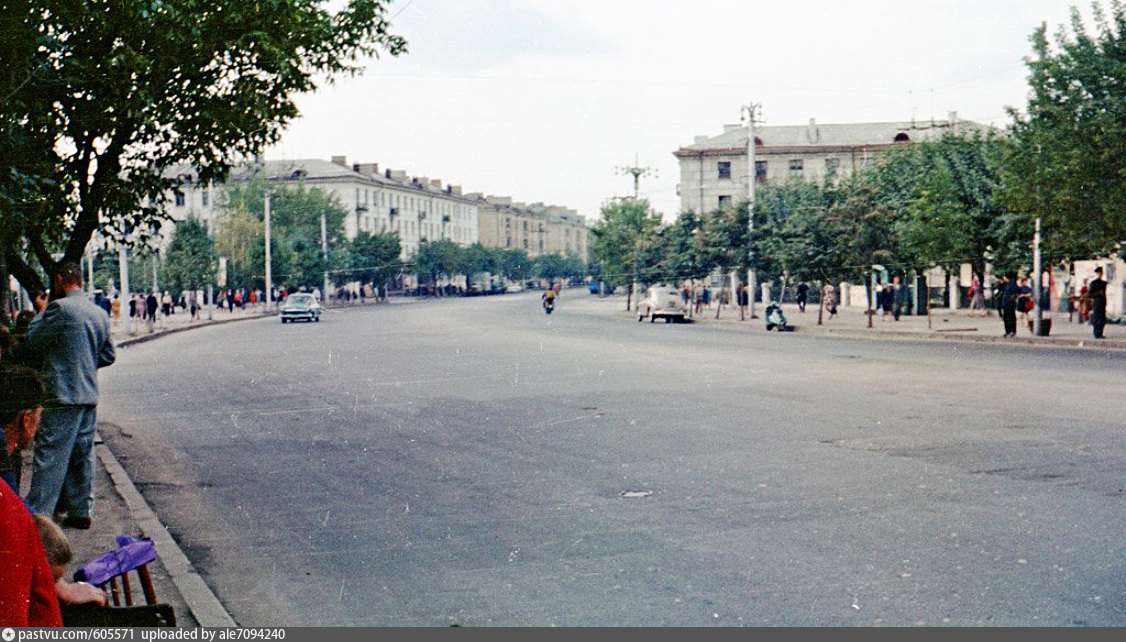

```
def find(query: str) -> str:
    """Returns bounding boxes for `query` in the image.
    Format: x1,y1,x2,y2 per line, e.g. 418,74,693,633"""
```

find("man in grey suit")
15,262,115,528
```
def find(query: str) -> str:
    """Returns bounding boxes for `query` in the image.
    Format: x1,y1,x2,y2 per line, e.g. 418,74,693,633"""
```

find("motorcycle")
543,297,555,314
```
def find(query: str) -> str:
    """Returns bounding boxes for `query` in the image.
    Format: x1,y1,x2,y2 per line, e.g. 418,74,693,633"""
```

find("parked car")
280,293,321,323
637,286,687,323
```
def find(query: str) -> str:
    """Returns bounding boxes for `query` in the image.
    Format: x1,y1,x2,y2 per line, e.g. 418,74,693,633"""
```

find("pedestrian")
160,291,172,317
795,283,809,313
892,275,906,321
878,284,893,321
1086,266,1108,339
737,282,749,321
1016,277,1034,330
968,276,986,316
11,262,115,528
93,291,111,318
822,283,837,320
999,271,1019,337
110,294,121,326
145,291,158,331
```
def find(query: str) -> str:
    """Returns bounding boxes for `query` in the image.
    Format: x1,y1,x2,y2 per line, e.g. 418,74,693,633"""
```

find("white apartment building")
674,114,992,215
164,156,479,261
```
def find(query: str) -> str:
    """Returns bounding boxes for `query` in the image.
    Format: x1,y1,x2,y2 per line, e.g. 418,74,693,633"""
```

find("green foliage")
0,0,405,295
350,231,402,288
533,252,585,283
497,248,533,281
160,220,214,292
215,180,349,290
589,199,663,287
1006,1,1126,261
413,240,464,286
872,132,1010,280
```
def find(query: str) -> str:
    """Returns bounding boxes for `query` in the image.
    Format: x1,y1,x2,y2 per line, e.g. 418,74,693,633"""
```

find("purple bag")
73,536,156,586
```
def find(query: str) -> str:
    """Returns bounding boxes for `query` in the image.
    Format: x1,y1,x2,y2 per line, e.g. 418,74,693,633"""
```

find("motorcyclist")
542,287,557,310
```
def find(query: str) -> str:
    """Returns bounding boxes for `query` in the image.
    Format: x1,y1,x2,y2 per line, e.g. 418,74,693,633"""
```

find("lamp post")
742,102,761,319
264,191,273,308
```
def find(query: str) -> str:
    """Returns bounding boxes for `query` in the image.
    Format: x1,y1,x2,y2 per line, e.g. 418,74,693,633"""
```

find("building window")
789,159,803,177
174,191,185,207
718,195,733,209
717,161,731,180
755,160,767,183
825,158,840,177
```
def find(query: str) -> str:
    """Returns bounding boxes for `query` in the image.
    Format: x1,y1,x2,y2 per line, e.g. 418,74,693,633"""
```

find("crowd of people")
2,262,115,626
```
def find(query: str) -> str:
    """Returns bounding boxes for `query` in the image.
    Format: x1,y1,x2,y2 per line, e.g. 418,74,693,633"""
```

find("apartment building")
472,196,588,259
674,114,991,214
164,156,479,261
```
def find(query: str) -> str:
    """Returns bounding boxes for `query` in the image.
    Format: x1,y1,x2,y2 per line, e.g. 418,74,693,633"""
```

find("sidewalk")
644,298,1126,351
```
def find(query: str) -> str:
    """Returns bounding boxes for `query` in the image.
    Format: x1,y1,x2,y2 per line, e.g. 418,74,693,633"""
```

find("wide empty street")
98,293,1126,626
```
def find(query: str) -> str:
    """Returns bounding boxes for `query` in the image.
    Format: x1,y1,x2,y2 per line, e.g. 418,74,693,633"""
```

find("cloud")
392,0,619,72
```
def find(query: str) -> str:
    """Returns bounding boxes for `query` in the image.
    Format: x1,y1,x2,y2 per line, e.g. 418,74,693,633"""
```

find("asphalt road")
97,292,1126,626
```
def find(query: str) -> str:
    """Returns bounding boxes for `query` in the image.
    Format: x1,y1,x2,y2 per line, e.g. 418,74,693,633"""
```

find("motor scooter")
543,297,555,314
764,300,791,331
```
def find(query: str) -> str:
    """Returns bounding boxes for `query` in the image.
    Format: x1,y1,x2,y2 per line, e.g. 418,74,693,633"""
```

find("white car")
280,293,322,323
637,286,687,323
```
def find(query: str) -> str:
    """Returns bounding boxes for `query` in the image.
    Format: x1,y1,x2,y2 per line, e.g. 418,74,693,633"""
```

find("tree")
350,231,402,293
497,248,533,283
215,180,349,292
413,240,463,295
1006,1,1126,262
657,211,710,286
160,220,214,293
876,132,1011,285
0,0,406,302
698,204,751,318
589,199,663,309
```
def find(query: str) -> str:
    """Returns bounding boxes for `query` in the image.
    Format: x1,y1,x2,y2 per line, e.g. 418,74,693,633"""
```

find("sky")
267,0,1094,224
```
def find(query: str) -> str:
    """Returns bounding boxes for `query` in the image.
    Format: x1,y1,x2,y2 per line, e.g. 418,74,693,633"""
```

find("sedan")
280,293,322,323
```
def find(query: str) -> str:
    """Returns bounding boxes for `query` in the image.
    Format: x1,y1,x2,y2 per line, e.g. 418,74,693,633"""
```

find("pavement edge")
96,438,237,627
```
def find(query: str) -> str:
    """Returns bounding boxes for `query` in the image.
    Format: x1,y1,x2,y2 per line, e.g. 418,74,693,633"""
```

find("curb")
96,443,237,627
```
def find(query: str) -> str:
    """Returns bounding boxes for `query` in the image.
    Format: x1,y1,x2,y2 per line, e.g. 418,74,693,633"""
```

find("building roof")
675,116,995,155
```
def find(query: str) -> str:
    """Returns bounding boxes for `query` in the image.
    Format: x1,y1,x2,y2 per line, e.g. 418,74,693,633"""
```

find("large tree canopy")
1006,0,1126,261
0,0,406,306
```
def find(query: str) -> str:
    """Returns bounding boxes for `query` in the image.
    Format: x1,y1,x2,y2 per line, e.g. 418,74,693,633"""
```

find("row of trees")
591,4,1126,307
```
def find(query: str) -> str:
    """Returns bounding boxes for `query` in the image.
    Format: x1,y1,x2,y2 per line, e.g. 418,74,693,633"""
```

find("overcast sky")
267,0,1092,223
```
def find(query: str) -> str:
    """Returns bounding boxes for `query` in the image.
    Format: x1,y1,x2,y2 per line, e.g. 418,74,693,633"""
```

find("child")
33,515,108,606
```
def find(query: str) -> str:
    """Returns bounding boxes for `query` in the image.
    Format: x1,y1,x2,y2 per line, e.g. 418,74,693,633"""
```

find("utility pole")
616,154,657,199
118,244,132,335
1033,217,1042,337
265,191,273,309
742,102,762,319
206,191,215,320
321,211,330,303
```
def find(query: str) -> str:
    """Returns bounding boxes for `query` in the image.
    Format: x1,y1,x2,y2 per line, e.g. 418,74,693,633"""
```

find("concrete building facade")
165,157,480,261
673,114,991,215
472,196,588,259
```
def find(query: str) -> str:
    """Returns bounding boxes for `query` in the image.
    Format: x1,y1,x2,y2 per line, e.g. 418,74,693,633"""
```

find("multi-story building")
165,157,590,263
165,156,480,261
472,196,588,259
674,114,992,215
